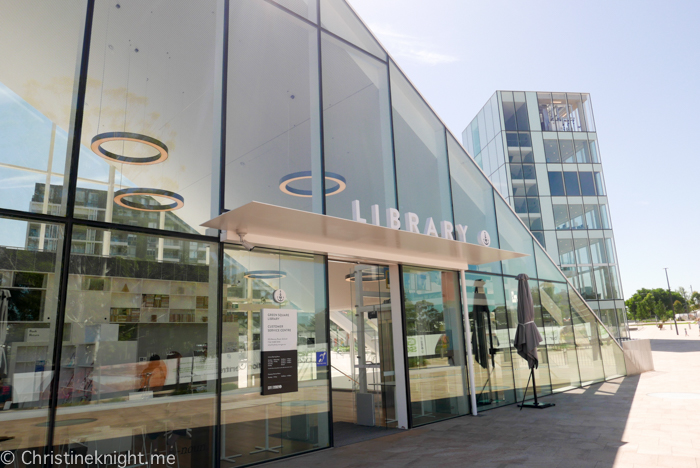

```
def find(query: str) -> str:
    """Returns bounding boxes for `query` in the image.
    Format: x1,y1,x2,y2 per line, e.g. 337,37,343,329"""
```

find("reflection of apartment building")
27,183,208,263
464,91,627,339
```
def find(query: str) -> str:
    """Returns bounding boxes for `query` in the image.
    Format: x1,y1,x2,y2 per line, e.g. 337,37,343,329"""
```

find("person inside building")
139,354,167,392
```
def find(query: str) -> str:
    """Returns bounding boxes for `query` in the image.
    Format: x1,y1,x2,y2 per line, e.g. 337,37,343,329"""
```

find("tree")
654,301,670,322
636,293,655,321
677,287,690,301
626,288,686,318
673,300,685,319
690,291,700,311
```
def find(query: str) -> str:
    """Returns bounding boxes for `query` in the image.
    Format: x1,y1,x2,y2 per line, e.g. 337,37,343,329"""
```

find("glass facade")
403,267,468,425
464,91,628,340
0,2,626,466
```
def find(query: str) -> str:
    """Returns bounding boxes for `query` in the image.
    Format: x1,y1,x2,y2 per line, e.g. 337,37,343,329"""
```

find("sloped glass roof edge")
320,0,387,60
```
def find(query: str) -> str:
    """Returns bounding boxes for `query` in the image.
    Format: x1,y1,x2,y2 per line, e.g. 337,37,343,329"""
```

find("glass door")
328,261,397,441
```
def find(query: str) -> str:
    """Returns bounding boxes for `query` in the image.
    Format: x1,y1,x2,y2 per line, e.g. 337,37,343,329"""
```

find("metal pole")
664,268,679,335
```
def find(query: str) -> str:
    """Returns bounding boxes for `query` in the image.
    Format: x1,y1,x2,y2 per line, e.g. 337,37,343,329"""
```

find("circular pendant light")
244,270,287,279
114,188,184,212
345,270,386,282
279,171,346,197
91,132,168,165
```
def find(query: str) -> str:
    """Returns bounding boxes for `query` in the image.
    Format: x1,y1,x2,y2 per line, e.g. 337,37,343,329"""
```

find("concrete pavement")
269,324,700,468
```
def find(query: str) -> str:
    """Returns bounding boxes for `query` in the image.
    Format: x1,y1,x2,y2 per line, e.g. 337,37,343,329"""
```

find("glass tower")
463,91,628,340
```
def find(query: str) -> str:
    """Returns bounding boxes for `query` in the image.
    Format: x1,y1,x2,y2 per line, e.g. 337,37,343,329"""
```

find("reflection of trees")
405,299,443,334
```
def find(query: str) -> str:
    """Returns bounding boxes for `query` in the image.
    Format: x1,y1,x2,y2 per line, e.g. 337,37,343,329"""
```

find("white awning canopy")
202,202,527,270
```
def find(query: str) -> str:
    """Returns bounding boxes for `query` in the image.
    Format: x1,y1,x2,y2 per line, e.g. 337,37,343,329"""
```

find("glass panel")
0,217,63,457
495,196,537,277
600,203,611,229
579,172,596,196
616,302,629,340
501,91,516,131
532,231,545,248
553,203,570,229
548,172,565,196
574,237,590,265
577,267,597,300
403,267,468,425
513,91,529,131
600,324,626,379
569,204,585,230
79,0,218,235
568,287,605,385
54,227,218,467
594,172,606,195
574,139,590,163
605,237,616,263
589,139,600,163
539,281,580,391
544,139,560,163
584,205,601,229
221,246,329,464
510,165,523,180
564,172,580,196
593,266,613,300
551,93,572,132
320,0,386,59
566,93,587,132
513,197,527,215
582,94,596,132
589,236,607,264
537,92,554,131
447,135,500,273
558,237,575,265
559,137,575,163
504,277,552,401
227,0,322,215
535,242,566,282
597,302,619,339
464,273,515,410
609,266,622,299
390,61,452,224
0,2,86,215
272,0,317,22
322,33,396,219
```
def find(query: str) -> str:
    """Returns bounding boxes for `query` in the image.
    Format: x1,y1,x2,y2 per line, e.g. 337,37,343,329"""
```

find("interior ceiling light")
345,270,386,282
114,188,184,212
244,270,287,279
91,132,168,165
279,171,346,197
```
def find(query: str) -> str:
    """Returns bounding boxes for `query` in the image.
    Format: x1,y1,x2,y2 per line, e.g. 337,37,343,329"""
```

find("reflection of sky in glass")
0,81,134,215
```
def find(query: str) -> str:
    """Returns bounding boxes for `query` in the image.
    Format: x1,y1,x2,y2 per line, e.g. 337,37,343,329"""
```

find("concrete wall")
622,339,654,375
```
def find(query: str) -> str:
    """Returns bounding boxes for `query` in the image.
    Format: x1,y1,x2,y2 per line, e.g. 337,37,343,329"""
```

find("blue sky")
349,0,700,298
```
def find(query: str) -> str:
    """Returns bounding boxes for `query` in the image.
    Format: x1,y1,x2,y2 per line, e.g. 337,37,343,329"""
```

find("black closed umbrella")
514,274,554,410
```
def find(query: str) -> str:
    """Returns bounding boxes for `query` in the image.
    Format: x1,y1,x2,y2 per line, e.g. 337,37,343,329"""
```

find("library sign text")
351,200,491,247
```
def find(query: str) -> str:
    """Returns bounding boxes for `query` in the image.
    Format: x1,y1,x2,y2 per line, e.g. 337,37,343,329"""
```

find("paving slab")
267,325,700,467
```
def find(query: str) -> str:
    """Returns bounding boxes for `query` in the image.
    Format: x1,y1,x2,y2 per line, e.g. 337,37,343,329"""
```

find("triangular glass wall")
320,0,386,59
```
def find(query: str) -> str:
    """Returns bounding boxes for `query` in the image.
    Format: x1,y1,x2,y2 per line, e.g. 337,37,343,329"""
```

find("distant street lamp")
664,268,679,335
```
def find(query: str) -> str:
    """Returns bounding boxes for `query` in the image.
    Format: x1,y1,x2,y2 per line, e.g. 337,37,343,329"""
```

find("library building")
0,1,626,467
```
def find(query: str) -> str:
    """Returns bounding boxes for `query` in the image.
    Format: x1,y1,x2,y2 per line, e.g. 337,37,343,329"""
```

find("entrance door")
328,261,398,443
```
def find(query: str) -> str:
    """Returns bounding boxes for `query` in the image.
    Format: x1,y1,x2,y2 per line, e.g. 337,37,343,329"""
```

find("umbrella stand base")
518,402,555,409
